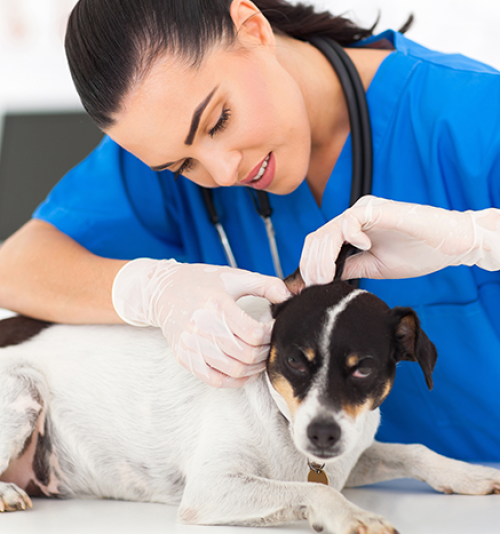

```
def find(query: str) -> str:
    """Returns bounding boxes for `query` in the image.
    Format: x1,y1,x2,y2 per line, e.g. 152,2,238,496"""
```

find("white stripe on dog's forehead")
302,289,367,413
319,289,366,358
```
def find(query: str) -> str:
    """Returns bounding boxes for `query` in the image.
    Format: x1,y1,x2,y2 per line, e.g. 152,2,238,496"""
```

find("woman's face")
106,37,312,195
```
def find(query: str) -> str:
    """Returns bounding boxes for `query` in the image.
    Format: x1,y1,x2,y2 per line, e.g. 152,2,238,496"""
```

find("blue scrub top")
34,31,500,462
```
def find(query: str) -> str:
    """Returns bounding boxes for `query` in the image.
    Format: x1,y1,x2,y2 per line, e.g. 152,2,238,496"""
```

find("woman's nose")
202,149,242,187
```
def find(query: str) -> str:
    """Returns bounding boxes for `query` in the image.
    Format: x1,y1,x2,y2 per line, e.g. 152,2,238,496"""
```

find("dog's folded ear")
274,243,360,318
268,264,309,319
391,307,438,390
333,243,359,281
282,243,359,298
283,268,306,296
270,269,306,319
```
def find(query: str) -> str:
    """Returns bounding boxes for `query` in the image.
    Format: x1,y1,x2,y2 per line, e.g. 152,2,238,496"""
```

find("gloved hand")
112,259,289,388
300,195,500,284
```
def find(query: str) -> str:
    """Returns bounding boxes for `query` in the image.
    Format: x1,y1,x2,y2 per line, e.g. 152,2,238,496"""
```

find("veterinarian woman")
0,0,499,462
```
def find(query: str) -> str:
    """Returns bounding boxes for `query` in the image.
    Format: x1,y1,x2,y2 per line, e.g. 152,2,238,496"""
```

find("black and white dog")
0,256,499,533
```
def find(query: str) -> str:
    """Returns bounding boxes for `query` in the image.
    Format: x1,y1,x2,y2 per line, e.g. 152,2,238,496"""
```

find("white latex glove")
112,259,289,388
300,195,500,284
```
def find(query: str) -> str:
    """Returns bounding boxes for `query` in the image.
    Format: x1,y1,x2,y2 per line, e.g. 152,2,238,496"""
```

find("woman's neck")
275,35,392,206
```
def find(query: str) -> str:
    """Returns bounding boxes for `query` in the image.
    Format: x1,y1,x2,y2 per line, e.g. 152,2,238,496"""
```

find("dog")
0,253,499,534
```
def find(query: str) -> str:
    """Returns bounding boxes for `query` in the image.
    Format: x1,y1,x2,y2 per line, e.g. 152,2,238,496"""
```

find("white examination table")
1,475,499,534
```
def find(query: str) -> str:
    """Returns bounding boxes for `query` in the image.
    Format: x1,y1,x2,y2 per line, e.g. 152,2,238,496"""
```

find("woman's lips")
240,152,275,190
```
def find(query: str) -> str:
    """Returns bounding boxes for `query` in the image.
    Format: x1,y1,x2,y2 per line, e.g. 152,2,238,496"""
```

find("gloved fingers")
341,251,388,280
191,306,271,364
340,214,373,250
219,270,290,304
186,331,267,377
179,330,267,379
300,236,325,286
189,304,272,354
341,230,448,280
176,347,250,388
216,301,275,347
300,224,343,286
215,334,270,365
112,257,164,326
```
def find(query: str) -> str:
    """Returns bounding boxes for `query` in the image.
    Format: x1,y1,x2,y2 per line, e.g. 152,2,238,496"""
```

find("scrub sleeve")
34,31,500,462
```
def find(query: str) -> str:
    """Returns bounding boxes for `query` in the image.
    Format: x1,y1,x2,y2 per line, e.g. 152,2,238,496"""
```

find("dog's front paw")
426,461,500,496
0,482,33,512
340,509,398,534
310,504,398,534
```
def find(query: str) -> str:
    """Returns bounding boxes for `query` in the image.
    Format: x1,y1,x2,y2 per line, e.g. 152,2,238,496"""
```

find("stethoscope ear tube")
308,36,373,205
308,36,373,288
255,191,284,279
201,187,238,268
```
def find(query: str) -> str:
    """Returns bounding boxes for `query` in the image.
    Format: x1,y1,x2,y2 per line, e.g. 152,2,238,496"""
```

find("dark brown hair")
65,0,403,129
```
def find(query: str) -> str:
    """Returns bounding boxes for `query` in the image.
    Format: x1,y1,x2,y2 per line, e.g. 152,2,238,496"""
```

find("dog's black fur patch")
0,316,52,348
33,418,53,489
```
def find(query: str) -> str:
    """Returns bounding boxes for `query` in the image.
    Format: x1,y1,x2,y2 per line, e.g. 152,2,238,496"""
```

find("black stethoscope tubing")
200,35,373,279
308,36,373,205
201,187,280,274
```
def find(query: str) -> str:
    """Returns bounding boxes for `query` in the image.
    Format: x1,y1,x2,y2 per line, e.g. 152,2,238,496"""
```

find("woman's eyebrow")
150,86,219,172
184,86,219,145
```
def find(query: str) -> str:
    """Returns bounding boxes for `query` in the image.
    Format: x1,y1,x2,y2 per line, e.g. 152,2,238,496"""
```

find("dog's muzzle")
306,418,342,459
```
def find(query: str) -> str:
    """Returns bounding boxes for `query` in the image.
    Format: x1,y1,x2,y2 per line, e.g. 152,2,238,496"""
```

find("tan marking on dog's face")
346,354,359,368
381,380,392,400
342,399,373,420
269,345,278,364
304,348,316,362
270,375,301,416
374,380,393,408
368,379,395,410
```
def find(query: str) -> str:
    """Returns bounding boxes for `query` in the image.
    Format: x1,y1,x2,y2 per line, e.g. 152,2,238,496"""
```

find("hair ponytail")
255,0,375,44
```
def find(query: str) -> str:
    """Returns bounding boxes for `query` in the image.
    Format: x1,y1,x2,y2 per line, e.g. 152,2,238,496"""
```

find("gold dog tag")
307,461,329,485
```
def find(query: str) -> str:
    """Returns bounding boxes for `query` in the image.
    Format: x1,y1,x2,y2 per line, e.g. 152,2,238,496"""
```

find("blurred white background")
0,0,499,114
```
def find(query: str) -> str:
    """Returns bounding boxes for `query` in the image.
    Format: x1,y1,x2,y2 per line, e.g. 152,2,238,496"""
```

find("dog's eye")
352,358,375,379
286,355,308,375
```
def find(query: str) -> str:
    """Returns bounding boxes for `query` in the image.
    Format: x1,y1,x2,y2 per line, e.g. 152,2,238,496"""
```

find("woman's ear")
229,0,275,47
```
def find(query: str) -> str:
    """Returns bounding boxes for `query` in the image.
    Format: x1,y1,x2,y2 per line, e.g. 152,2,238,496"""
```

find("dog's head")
267,277,437,463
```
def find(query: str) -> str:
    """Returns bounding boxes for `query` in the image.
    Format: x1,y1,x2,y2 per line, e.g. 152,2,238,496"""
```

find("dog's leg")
179,473,398,533
345,441,500,495
0,368,43,511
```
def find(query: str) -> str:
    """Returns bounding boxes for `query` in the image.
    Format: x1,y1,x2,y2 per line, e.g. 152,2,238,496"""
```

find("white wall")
0,0,80,114
1,0,500,115
320,0,500,68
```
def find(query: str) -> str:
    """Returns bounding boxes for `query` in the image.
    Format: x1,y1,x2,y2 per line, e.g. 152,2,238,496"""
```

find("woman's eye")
286,355,308,375
173,158,194,180
352,358,375,379
209,108,231,138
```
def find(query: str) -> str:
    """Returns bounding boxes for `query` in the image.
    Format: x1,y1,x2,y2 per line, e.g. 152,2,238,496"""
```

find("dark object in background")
0,111,103,241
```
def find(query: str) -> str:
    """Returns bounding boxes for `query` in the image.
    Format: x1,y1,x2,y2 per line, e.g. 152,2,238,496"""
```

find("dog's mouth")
305,446,344,462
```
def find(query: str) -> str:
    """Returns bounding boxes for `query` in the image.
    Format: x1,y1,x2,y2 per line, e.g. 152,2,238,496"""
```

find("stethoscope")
200,35,373,279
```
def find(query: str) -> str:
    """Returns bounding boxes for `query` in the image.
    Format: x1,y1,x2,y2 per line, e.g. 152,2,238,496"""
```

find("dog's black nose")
307,420,341,450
